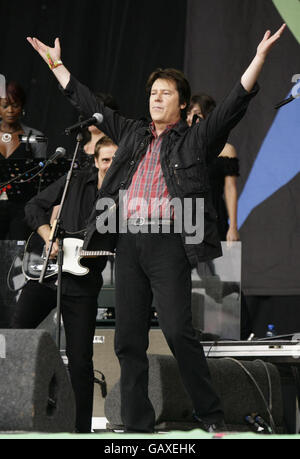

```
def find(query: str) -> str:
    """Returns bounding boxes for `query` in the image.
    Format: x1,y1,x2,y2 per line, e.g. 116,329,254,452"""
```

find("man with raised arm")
27,24,285,433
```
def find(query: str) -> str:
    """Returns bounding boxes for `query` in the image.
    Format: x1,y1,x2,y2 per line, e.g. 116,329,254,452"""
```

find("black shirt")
209,156,240,240
77,145,96,170
25,168,107,296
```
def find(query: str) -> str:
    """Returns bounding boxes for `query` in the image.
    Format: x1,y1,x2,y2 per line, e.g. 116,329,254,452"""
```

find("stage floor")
0,418,299,440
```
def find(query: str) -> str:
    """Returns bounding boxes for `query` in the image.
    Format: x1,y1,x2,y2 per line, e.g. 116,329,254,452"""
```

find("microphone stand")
275,95,297,110
39,132,83,350
25,130,32,153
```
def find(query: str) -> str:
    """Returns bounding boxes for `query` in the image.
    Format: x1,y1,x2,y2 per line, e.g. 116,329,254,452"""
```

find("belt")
126,217,174,226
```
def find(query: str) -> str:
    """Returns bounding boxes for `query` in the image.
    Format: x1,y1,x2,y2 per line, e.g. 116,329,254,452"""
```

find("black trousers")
115,232,224,432
10,280,98,433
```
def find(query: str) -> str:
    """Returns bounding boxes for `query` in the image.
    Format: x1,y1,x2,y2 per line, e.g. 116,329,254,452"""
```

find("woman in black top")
0,81,46,160
0,81,47,239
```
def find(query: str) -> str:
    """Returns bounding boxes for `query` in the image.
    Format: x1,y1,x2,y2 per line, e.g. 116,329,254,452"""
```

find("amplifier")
92,328,171,417
202,339,300,363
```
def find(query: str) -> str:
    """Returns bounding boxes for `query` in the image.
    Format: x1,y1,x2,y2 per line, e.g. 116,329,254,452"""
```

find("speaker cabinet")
0,329,76,432
104,354,285,433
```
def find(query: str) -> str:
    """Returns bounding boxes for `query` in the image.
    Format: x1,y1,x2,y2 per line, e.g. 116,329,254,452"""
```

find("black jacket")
63,76,259,267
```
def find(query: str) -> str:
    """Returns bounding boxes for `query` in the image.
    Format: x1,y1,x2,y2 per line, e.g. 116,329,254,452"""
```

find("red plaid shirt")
124,122,178,219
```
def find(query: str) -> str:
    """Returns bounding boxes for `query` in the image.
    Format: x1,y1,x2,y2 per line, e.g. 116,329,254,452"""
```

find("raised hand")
27,37,61,67
26,36,70,88
256,23,286,59
241,23,287,92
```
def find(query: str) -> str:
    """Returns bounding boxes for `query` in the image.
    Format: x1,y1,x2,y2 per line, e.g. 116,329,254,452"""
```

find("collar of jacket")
135,118,188,139
169,119,189,136
135,124,152,139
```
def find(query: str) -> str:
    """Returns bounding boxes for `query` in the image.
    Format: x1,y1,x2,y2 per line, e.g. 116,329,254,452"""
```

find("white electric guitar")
22,232,114,280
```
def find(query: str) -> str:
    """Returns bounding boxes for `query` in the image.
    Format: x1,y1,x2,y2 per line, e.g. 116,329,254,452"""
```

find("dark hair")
188,93,216,120
146,68,191,119
94,135,116,159
4,81,26,107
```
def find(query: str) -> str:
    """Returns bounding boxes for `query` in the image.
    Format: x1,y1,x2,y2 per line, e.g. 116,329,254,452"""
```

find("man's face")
149,78,186,125
95,144,117,178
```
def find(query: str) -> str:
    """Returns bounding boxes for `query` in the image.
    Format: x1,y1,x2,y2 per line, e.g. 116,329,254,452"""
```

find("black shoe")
193,414,226,433
125,428,155,434
106,422,154,434
197,420,226,433
106,422,125,432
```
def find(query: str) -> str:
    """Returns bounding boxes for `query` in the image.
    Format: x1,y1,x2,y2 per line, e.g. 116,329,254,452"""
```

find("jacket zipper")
173,165,180,186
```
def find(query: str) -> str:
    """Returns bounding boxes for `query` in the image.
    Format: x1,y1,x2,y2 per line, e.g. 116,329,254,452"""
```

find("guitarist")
10,135,117,433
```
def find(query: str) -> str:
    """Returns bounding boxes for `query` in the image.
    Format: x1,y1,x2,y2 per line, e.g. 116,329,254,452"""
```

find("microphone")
19,134,48,143
44,147,66,165
192,114,200,126
245,415,264,433
254,415,272,434
65,113,104,135
274,95,295,110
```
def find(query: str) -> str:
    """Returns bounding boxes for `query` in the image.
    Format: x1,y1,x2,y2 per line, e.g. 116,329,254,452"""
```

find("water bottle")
266,324,276,338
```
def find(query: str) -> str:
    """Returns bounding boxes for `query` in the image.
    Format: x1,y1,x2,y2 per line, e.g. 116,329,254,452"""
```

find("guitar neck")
80,250,114,258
